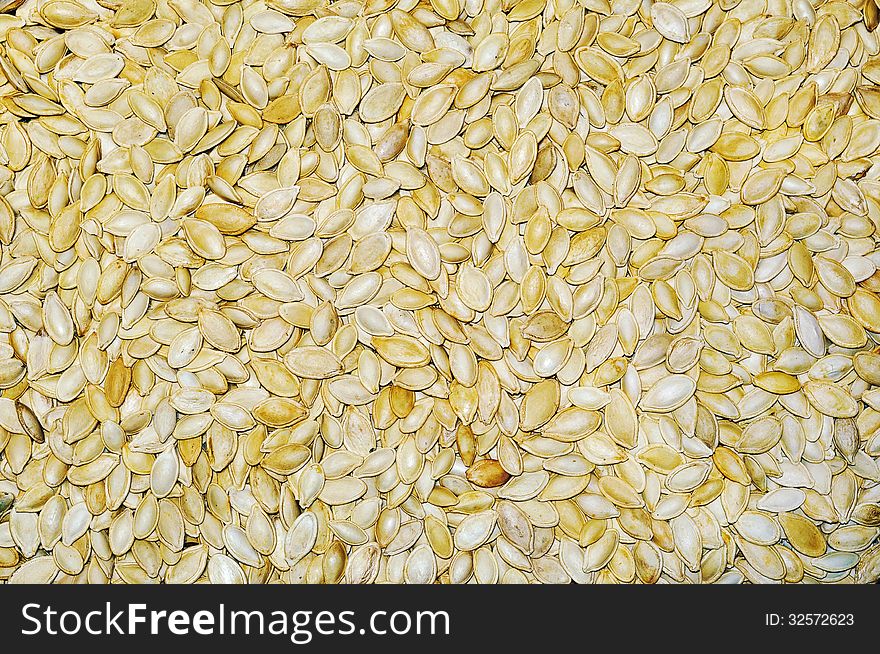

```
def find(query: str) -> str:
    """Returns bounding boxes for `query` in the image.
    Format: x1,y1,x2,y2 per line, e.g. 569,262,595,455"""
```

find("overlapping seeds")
1,0,880,584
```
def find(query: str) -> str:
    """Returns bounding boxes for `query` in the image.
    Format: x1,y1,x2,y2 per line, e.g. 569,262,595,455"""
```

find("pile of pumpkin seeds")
0,0,880,584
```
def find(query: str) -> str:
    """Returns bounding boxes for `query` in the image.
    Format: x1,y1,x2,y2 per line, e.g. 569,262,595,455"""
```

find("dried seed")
0,0,875,588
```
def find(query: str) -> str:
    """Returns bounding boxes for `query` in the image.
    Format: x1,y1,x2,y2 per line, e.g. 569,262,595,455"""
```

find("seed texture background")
0,0,879,584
